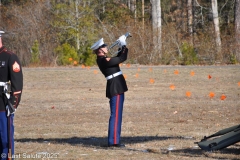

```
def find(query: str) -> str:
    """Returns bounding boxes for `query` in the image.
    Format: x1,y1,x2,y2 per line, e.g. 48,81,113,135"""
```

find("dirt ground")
14,65,240,160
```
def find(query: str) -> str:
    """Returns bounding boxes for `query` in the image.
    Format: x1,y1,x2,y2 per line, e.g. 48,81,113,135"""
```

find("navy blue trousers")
0,112,14,160
108,93,124,145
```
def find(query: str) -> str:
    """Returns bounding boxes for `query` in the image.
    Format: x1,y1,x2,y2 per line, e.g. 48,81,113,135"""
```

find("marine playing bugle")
109,32,132,55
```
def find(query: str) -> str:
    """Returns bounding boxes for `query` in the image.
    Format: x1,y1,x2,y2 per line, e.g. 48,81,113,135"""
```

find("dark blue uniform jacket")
97,46,128,98
0,46,23,111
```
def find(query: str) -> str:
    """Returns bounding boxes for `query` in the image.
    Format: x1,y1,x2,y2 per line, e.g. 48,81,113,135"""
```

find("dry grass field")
14,65,240,160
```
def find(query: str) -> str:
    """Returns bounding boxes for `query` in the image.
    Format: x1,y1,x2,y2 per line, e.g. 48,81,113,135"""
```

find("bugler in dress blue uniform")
91,36,128,147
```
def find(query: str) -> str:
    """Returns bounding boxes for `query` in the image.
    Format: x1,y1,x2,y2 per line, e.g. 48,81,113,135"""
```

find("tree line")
0,0,239,66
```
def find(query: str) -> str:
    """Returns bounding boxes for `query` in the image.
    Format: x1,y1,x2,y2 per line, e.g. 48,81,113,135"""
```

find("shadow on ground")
16,135,189,147
166,147,240,160
15,136,240,159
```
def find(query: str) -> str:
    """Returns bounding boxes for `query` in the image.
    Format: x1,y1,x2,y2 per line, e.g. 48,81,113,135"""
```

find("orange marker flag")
208,75,212,79
69,57,73,61
119,63,123,67
169,84,175,90
81,64,85,68
209,92,215,98
174,70,179,75
94,70,98,74
123,74,127,79
86,66,90,70
238,82,240,86
164,69,167,73
135,73,139,78
149,78,155,84
73,61,78,65
149,68,153,72
186,91,191,97
126,64,131,68
220,94,226,100
190,71,195,76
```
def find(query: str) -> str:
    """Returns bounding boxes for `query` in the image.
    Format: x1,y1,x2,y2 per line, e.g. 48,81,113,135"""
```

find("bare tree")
187,0,193,44
2,1,58,66
130,0,136,22
151,0,162,60
211,0,222,53
53,0,94,50
235,0,240,62
75,0,80,50
102,0,106,13
180,0,187,33
142,0,144,29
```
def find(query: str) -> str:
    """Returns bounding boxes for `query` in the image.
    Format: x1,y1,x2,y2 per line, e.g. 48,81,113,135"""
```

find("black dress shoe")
108,144,125,148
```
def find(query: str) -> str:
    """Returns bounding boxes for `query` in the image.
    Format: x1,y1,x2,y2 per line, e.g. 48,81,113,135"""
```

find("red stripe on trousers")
8,116,12,160
114,95,120,144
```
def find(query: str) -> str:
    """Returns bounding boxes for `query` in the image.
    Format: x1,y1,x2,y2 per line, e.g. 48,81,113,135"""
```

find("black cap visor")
98,44,107,49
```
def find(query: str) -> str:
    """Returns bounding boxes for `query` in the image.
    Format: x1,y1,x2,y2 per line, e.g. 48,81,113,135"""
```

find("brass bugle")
109,32,132,55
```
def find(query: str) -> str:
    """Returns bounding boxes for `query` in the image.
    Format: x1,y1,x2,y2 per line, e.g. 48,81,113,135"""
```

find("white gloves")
6,105,16,116
117,35,127,47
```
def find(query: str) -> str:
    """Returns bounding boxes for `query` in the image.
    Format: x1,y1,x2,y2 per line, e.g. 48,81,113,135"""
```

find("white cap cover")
90,38,106,50
0,31,5,37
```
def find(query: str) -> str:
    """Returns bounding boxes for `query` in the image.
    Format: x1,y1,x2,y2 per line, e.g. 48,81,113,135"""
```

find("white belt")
0,82,10,99
106,71,122,80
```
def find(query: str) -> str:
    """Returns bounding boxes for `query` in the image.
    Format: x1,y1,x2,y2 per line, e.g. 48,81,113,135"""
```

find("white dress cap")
0,31,5,37
90,38,105,50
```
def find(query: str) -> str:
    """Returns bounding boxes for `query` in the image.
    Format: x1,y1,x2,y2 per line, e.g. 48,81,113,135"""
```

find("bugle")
109,32,132,56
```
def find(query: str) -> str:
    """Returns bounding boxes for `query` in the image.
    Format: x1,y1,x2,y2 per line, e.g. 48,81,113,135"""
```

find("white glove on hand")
6,105,16,117
117,35,127,47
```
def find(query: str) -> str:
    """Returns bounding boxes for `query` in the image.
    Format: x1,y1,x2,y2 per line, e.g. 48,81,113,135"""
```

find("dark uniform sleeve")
104,46,128,67
8,53,23,109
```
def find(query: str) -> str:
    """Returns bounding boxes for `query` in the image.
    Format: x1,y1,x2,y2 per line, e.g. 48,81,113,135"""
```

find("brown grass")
14,65,240,160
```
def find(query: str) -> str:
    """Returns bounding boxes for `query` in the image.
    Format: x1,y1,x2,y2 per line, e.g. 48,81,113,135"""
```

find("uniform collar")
0,46,6,54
